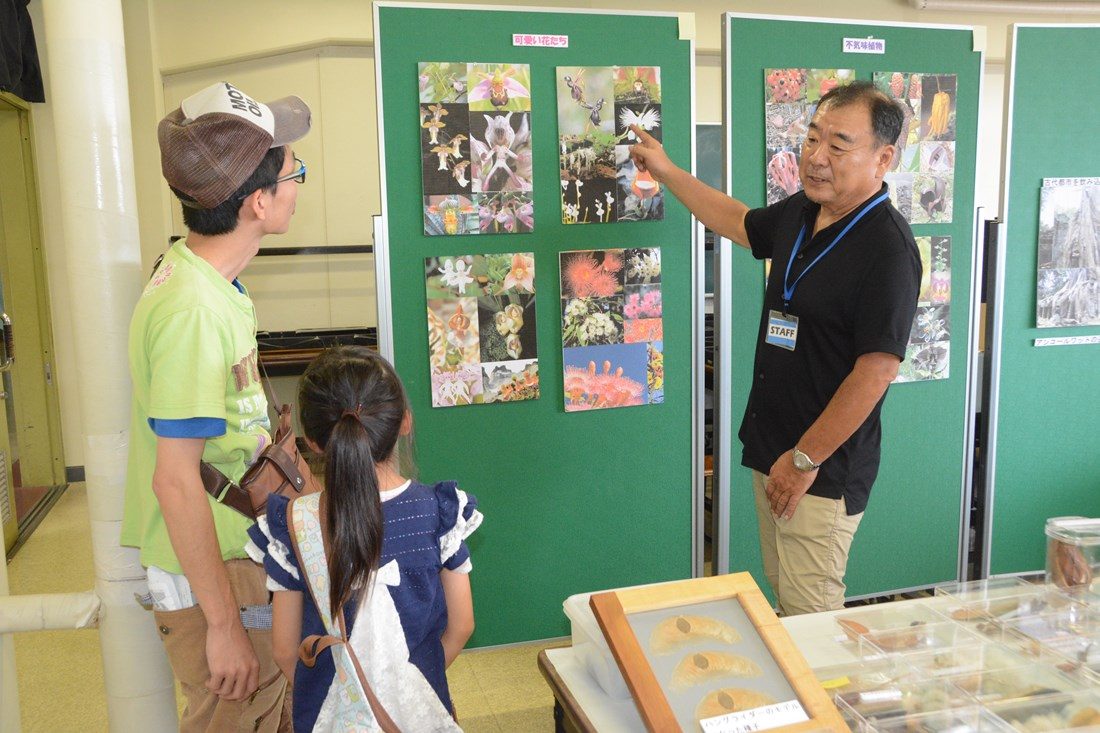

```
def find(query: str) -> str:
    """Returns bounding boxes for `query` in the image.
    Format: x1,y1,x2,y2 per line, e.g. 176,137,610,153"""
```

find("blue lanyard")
782,191,890,313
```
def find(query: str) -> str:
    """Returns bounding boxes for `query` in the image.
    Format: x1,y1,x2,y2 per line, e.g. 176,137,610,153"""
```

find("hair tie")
341,404,362,420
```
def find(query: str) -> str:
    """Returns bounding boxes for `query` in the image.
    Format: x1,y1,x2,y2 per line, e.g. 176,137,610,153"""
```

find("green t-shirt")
121,241,271,573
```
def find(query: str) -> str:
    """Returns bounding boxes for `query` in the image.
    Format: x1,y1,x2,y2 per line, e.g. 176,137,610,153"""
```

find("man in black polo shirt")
631,81,920,615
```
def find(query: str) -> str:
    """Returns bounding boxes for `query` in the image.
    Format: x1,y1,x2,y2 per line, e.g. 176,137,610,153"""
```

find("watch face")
793,450,815,471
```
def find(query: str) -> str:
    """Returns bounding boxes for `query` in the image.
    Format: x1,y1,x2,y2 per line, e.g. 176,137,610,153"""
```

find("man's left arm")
765,352,900,520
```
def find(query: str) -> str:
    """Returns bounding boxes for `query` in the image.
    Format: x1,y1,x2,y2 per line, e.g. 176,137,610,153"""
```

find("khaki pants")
752,470,863,617
153,559,290,732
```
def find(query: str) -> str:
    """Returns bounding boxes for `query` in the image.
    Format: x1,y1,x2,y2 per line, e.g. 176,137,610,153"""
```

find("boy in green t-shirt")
122,81,309,732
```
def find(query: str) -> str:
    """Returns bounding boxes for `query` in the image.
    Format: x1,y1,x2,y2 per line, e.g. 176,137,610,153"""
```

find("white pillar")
1,552,22,733
38,0,177,730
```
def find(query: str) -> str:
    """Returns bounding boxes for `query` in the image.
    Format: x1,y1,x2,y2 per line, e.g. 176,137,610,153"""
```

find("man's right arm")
630,125,752,248
152,436,259,701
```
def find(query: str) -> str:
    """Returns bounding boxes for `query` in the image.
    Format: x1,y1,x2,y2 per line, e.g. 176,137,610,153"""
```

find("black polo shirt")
740,185,920,515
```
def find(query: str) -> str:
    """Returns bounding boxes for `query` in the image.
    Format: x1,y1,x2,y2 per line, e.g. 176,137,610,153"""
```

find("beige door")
0,93,65,553
0,337,13,551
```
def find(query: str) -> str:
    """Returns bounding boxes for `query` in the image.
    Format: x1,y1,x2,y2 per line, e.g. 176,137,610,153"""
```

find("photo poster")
419,62,534,236
763,68,854,205
557,66,664,224
425,252,539,406
1037,179,1100,328
896,235,952,383
560,248,664,410
874,72,957,225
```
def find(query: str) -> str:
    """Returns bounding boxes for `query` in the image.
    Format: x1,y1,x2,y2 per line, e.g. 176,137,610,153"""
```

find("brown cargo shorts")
153,559,290,732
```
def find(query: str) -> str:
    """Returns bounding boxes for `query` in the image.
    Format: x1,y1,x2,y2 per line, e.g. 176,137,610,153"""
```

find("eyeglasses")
236,157,306,201
273,156,307,185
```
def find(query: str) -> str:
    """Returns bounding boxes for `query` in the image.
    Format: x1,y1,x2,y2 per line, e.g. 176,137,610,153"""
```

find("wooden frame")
590,573,848,732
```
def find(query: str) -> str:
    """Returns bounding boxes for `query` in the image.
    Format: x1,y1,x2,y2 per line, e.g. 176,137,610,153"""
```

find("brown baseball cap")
158,82,311,209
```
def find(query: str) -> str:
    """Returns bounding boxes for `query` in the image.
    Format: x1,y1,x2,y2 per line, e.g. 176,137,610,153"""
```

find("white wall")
27,0,1099,466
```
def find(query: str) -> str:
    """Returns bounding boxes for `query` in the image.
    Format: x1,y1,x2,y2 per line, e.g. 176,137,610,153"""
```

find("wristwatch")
792,447,821,472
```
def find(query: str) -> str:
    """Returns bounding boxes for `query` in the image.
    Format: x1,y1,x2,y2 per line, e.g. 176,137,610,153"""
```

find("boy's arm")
153,436,259,700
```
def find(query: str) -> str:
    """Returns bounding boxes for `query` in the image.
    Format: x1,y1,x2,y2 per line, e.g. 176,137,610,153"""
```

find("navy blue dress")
246,480,481,732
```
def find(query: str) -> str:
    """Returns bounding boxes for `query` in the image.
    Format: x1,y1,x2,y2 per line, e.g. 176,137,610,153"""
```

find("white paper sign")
1034,335,1100,347
699,700,810,733
512,33,568,47
1042,177,1100,188
842,37,886,54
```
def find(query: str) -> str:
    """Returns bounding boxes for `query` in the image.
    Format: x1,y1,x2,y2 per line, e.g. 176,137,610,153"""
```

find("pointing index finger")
630,124,654,144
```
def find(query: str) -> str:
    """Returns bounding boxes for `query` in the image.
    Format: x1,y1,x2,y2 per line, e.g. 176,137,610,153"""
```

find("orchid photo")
557,64,663,224
420,61,534,235
425,252,540,407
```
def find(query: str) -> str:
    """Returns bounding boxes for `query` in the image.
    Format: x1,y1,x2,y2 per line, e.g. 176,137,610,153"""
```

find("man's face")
266,146,299,234
799,102,893,215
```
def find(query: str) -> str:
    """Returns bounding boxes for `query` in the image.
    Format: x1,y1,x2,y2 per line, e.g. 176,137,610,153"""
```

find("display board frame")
716,13,985,596
590,573,848,732
983,23,1100,578
373,2,702,645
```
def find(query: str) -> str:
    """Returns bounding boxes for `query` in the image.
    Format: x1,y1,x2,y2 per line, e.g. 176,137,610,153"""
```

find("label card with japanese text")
842,37,886,54
699,700,810,732
513,33,568,47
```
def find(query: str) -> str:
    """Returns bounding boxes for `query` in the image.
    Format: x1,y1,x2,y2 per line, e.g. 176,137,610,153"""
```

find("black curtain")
0,0,44,102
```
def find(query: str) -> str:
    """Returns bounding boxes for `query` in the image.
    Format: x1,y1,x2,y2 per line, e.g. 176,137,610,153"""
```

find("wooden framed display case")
590,573,848,732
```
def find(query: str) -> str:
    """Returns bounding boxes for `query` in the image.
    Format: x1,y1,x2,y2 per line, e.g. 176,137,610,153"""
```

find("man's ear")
240,187,269,223
875,144,896,177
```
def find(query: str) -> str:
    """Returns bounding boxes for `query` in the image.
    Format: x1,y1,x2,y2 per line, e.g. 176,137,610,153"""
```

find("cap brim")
268,95,311,147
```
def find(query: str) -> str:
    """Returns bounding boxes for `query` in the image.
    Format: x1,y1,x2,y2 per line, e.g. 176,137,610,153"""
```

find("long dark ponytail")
297,346,409,618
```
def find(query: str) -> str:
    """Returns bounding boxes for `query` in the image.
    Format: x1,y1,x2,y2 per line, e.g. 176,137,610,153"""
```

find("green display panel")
989,25,1100,575
723,15,982,598
375,4,695,645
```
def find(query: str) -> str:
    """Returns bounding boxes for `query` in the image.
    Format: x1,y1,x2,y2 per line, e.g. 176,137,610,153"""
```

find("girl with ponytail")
247,346,480,731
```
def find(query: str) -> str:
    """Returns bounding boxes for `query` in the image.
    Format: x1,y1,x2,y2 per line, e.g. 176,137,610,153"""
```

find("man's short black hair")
816,81,902,149
172,145,287,236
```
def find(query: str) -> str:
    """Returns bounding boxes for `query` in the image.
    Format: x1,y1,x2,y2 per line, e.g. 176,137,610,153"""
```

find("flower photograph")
624,248,662,285
430,364,483,407
419,62,468,104
624,284,662,319
420,61,534,235
557,65,663,225
561,297,623,348
561,249,625,299
896,341,950,383
424,252,541,407
559,247,665,408
468,63,531,113
562,343,648,411
425,255,476,297
481,359,539,403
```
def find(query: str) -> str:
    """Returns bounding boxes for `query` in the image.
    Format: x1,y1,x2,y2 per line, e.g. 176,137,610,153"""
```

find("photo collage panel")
560,248,664,410
425,252,539,406
420,62,533,236
557,66,663,224
874,72,957,225
896,235,952,383
763,68,854,205
1036,179,1100,328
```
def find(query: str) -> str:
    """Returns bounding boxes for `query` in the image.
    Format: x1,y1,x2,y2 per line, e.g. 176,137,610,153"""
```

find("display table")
536,601,882,733
538,583,1100,732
